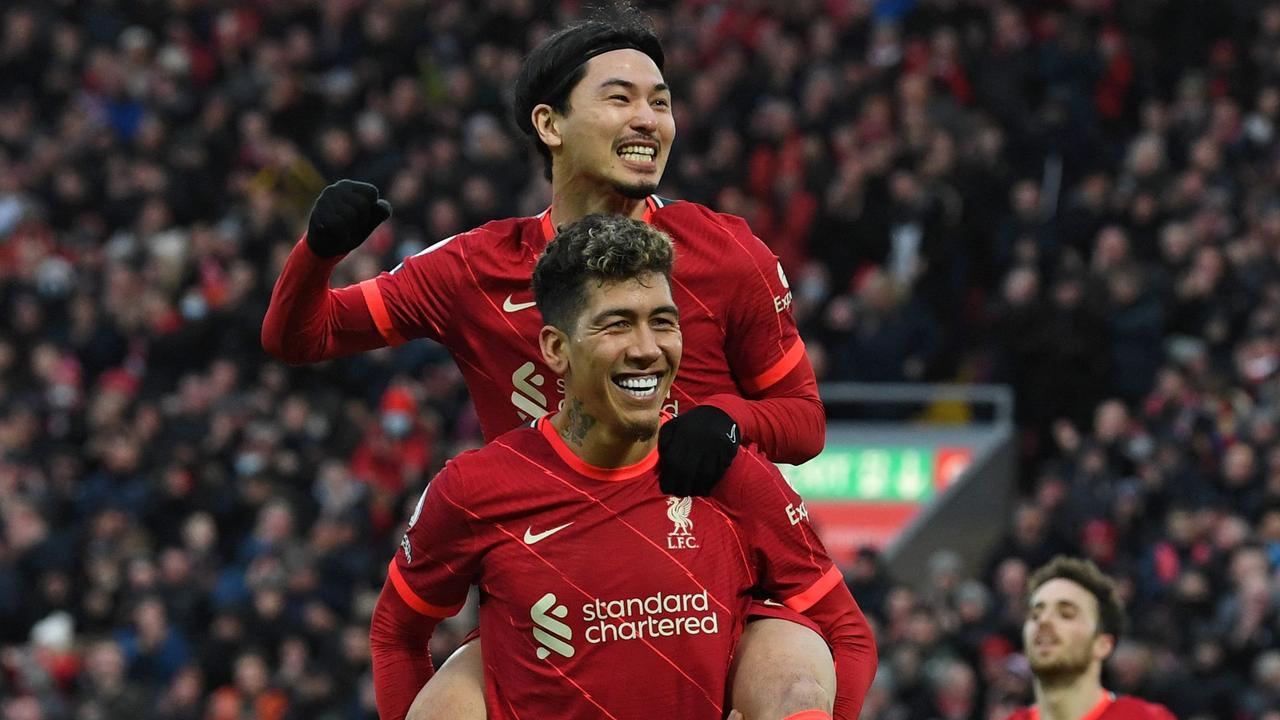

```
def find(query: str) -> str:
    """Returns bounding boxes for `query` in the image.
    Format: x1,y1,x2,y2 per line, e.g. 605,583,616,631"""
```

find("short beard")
612,179,658,200
620,417,659,442
1029,646,1093,687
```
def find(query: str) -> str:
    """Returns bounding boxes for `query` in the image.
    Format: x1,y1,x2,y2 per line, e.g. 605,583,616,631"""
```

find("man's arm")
371,578,441,720
703,353,825,465
371,464,477,720
795,581,878,719
261,179,457,364
657,345,824,496
715,214,825,465
261,239,388,363
724,450,877,719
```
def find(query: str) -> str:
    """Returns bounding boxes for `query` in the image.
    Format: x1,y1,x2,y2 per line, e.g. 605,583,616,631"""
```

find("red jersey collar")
536,413,666,481
1028,691,1115,720
539,196,659,242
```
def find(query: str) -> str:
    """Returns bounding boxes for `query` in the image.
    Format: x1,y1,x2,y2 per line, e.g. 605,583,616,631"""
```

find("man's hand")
658,405,740,496
306,179,393,258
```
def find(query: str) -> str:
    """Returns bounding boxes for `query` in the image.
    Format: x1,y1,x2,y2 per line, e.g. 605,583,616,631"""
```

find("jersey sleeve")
719,216,807,396
388,462,479,618
360,234,467,346
716,448,841,611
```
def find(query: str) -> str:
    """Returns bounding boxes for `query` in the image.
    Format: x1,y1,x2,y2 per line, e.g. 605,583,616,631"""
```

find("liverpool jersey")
360,197,805,442
388,417,840,719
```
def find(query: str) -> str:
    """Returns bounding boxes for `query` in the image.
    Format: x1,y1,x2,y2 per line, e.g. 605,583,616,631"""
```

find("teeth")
618,145,655,162
615,375,660,397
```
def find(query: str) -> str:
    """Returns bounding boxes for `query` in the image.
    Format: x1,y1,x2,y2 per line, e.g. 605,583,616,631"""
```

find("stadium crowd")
2,0,1280,718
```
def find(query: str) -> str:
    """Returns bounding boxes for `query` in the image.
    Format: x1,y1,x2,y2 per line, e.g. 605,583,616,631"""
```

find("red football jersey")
388,417,840,719
360,197,804,442
1006,692,1177,720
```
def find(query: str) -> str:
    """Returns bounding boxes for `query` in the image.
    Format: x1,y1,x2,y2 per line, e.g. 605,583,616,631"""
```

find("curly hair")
1028,555,1127,640
532,213,675,331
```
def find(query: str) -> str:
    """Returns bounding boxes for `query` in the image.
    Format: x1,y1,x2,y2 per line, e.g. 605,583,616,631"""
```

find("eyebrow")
598,79,670,94
1030,599,1081,612
591,305,680,324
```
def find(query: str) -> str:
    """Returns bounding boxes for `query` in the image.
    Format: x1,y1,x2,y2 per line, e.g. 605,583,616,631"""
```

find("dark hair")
532,214,675,331
1028,556,1127,640
512,2,664,181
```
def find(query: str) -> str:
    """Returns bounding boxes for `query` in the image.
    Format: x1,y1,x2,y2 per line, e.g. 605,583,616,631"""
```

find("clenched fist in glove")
658,405,741,497
305,180,393,258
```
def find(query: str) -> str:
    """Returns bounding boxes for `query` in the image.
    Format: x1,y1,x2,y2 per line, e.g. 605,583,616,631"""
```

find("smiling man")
1008,557,1175,720
262,4,876,718
369,215,867,720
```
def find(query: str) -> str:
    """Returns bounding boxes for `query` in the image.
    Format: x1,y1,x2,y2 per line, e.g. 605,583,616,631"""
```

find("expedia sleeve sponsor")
718,231,804,391
580,590,718,643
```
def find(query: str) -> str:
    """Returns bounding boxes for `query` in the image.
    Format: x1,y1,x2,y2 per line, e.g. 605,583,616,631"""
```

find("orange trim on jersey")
540,208,556,242
741,339,806,394
539,199,658,242
1027,691,1114,720
536,415,660,481
782,565,843,613
359,278,407,346
781,712,831,720
386,560,463,618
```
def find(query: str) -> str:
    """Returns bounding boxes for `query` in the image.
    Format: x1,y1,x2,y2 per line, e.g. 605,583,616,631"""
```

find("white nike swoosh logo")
524,522,574,544
503,295,538,312
727,424,738,443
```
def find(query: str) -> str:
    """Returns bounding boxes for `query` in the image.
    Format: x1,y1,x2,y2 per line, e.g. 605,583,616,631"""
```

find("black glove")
305,179,393,258
658,405,740,497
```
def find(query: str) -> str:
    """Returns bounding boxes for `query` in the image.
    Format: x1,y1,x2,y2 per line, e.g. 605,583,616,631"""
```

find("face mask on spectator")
235,452,265,476
181,293,208,320
382,411,412,438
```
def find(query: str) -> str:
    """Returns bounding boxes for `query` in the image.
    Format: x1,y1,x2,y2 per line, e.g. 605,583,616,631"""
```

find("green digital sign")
776,445,975,556
779,446,971,502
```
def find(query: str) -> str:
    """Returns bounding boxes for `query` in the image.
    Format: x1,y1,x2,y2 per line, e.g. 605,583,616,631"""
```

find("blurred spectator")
76,639,147,720
350,384,434,539
114,595,189,688
205,650,288,720
826,267,941,386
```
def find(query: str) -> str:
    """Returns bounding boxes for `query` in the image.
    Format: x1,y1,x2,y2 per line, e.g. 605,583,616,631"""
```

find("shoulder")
713,444,791,505
446,423,545,479
1109,696,1176,720
450,421,539,462
730,443,787,478
650,199,755,241
650,200,779,271
409,425,542,533
470,215,541,245
393,216,539,270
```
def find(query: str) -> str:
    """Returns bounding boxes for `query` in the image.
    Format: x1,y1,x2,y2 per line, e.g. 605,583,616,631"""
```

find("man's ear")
1093,633,1116,663
540,324,570,375
532,104,563,150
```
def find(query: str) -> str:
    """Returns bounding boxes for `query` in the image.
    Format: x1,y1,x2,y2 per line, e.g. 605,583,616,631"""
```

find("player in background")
370,215,872,720
1008,557,1175,720
261,4,872,718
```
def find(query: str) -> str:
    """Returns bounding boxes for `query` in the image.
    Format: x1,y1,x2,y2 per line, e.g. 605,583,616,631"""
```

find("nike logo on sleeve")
503,295,538,312
523,522,574,544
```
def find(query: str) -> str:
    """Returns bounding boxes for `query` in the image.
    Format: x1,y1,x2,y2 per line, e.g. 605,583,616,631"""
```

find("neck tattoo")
564,398,596,446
